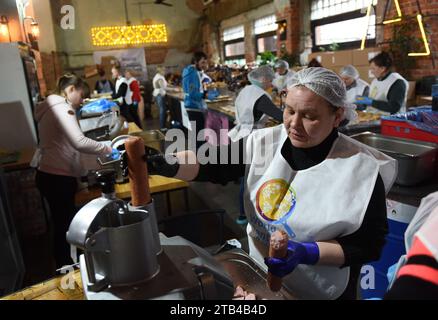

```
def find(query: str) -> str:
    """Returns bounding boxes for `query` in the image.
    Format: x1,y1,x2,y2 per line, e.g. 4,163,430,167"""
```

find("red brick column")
276,0,301,57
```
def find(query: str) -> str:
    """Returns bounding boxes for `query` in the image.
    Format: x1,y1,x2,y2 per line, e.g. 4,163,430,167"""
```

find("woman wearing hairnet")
273,59,295,92
143,68,397,299
228,65,283,142
339,65,370,106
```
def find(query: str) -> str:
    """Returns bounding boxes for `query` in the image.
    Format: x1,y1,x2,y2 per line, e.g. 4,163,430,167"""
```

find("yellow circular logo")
256,179,296,222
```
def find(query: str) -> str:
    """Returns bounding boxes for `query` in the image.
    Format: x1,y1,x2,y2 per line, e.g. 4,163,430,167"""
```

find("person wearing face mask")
355,51,409,114
140,67,397,299
33,74,116,269
272,59,295,92
339,65,370,106
228,65,283,142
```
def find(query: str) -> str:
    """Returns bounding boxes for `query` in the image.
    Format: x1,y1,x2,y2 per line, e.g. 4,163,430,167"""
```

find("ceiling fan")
132,0,173,7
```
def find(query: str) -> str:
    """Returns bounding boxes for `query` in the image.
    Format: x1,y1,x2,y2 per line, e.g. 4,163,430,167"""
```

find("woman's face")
125,71,132,79
65,85,84,109
283,87,343,148
369,62,387,79
196,58,208,71
341,75,354,87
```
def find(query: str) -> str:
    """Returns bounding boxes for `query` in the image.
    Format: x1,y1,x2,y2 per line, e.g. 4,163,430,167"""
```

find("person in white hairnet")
272,59,295,92
228,65,283,142
339,65,370,106
139,67,397,300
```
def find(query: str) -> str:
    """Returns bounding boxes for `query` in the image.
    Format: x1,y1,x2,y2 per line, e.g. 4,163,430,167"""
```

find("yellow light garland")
91,24,168,46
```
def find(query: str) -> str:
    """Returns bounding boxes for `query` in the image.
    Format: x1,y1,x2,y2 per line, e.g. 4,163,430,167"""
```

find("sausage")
267,230,289,292
125,136,151,206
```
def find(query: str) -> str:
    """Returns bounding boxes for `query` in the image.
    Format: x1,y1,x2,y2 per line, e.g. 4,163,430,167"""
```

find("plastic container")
432,84,438,111
381,108,438,143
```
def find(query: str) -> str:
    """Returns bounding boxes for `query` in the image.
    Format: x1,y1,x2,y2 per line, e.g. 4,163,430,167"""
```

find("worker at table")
141,67,397,299
32,74,117,269
339,65,369,106
355,51,409,114
272,59,295,92
228,65,283,142
182,51,210,146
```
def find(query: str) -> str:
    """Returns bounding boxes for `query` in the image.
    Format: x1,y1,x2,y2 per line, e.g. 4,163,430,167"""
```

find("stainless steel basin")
351,132,438,186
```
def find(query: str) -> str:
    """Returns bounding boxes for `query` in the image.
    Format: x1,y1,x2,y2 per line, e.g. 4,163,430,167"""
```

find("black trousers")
120,103,143,129
35,170,78,269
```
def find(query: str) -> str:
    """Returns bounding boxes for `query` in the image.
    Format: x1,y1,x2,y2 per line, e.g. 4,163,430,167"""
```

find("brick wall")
276,0,301,57
375,0,437,80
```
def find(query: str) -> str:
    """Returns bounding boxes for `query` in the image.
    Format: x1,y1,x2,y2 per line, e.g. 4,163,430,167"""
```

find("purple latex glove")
264,240,320,277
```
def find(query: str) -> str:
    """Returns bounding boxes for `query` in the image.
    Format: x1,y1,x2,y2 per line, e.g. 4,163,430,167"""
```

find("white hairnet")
274,59,289,70
248,65,275,85
339,65,360,80
287,67,357,122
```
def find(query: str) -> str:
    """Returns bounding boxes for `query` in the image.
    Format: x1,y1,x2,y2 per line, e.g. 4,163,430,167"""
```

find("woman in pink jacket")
34,74,114,270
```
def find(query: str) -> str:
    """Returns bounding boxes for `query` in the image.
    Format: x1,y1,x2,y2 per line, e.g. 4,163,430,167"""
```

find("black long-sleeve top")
371,72,407,114
252,94,283,122
112,81,128,103
196,128,388,299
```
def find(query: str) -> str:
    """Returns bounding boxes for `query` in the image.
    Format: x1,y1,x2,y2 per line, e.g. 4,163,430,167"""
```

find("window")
222,25,245,64
223,25,245,42
254,15,277,35
311,0,378,51
254,14,278,55
311,0,378,20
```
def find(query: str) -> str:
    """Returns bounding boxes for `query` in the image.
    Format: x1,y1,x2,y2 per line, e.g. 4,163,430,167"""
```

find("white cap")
287,67,357,122
339,65,360,80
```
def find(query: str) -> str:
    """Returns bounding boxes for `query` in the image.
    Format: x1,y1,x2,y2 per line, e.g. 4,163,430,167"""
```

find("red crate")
381,119,438,143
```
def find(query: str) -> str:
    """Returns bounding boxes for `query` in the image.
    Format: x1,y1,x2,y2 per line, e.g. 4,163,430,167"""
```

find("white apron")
244,125,397,299
272,70,295,91
228,85,271,142
153,73,167,97
368,72,409,114
125,78,136,105
346,79,369,104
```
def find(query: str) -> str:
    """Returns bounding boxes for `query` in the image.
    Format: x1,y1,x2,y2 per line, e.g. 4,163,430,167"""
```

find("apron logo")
370,87,378,99
255,179,296,238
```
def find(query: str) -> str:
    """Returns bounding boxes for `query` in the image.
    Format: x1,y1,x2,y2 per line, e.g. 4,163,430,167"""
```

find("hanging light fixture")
0,15,11,41
408,14,430,57
23,16,39,42
30,21,39,39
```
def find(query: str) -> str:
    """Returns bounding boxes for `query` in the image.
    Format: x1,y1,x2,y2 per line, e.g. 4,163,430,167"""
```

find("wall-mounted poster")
93,48,148,81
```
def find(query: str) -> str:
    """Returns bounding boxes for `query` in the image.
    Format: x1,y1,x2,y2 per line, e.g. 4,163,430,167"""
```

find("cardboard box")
84,65,98,79
352,48,381,66
308,52,335,68
356,66,375,84
332,50,353,67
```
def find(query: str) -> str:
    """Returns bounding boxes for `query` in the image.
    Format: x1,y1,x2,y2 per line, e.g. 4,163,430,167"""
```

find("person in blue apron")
94,69,114,94
339,65,369,106
142,67,397,299
355,51,408,115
